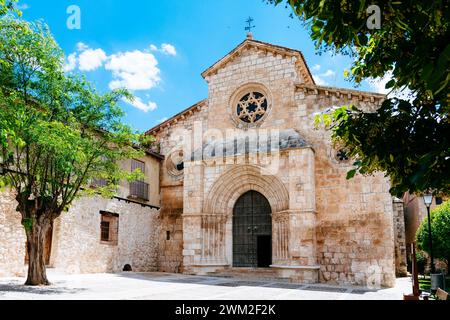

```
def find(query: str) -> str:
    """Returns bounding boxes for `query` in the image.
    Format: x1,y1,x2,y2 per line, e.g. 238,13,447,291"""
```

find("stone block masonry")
0,191,162,276
0,192,27,277
150,37,397,287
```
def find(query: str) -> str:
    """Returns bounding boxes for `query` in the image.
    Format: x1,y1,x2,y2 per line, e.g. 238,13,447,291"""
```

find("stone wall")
0,192,161,277
0,191,26,277
153,102,209,273
157,214,183,273
50,196,161,274
291,86,395,287
393,199,407,277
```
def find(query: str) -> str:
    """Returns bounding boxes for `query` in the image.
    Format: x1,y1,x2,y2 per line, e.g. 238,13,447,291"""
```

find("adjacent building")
0,151,163,277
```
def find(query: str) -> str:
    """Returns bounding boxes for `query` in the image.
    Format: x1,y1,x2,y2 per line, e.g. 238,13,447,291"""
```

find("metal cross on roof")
245,17,255,33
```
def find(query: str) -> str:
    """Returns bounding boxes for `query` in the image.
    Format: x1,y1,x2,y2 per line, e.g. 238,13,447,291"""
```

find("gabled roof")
201,36,315,85
145,37,385,137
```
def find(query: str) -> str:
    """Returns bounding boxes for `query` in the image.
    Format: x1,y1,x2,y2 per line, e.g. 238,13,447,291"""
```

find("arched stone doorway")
233,190,272,268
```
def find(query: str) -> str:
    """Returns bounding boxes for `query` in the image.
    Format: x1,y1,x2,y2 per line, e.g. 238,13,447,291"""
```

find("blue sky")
18,0,382,133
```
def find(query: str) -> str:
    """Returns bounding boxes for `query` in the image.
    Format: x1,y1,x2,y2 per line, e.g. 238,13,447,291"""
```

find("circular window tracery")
166,150,184,177
236,91,268,124
336,149,349,162
229,84,272,129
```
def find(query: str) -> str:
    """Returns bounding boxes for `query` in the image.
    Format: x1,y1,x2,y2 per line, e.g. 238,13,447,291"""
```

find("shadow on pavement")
0,281,86,296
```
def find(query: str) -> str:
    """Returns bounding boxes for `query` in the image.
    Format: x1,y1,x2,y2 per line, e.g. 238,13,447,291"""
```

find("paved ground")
0,270,412,300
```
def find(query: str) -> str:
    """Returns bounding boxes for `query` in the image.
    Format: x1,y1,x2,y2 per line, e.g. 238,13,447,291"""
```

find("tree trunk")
24,219,51,286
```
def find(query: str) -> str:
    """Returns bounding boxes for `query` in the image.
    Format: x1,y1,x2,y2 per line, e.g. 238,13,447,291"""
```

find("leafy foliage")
0,0,18,16
417,201,450,266
269,0,450,196
0,16,148,285
416,250,427,275
0,17,143,222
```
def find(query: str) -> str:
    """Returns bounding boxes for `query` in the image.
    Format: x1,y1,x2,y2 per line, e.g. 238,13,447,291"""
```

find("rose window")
336,149,350,162
236,92,268,124
167,150,184,177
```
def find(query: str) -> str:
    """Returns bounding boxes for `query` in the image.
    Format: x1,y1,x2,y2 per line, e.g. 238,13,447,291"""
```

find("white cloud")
78,48,108,71
321,69,336,78
313,74,328,86
161,43,177,56
63,53,77,72
16,3,29,10
368,75,390,95
63,43,168,112
150,43,177,56
105,50,161,91
123,96,157,112
76,42,89,52
367,71,415,101
157,117,168,123
312,64,321,71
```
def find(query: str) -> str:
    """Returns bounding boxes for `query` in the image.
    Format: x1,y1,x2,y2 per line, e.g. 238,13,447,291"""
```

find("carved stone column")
200,214,228,265
272,211,290,265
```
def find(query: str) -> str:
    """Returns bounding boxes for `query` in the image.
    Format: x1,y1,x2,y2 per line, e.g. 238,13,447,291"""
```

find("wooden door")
232,190,272,267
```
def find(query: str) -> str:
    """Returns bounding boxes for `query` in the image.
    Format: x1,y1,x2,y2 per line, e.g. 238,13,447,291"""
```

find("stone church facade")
149,36,401,287
0,36,409,288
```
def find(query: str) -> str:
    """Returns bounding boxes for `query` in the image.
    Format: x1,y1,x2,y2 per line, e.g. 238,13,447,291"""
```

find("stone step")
209,274,292,283
206,268,292,283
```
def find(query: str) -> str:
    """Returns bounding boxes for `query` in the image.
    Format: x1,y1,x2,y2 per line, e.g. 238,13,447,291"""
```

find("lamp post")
423,193,435,274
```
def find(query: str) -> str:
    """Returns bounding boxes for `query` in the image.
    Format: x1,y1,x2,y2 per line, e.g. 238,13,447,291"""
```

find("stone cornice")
296,83,386,102
145,99,207,136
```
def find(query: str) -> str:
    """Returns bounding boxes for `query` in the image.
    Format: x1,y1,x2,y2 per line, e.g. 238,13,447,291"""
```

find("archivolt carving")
203,165,289,215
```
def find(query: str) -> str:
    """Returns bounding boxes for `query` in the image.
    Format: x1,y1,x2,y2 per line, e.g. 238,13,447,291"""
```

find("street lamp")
423,192,435,274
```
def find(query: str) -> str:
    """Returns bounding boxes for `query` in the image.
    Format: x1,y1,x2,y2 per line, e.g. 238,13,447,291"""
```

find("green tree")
0,18,144,285
0,0,19,16
416,201,450,268
269,0,450,196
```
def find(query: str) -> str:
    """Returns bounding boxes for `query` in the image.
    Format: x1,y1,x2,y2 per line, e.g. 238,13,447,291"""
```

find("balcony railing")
129,181,149,201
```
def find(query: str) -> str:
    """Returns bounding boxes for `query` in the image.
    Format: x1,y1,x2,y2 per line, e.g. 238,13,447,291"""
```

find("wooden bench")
436,288,449,300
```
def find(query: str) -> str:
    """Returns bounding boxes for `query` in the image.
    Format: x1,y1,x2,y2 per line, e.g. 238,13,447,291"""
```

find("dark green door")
232,190,272,267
